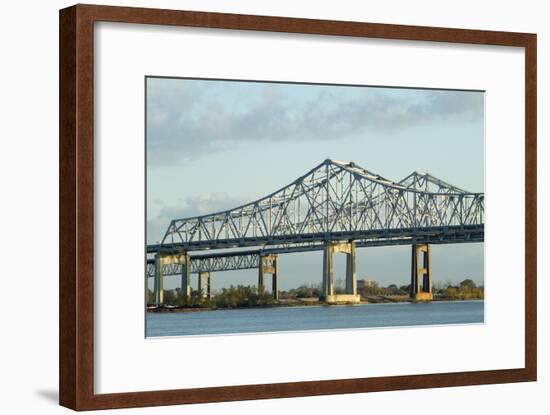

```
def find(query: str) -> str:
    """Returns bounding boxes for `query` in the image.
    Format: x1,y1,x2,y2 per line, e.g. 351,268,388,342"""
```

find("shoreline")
147,296,483,313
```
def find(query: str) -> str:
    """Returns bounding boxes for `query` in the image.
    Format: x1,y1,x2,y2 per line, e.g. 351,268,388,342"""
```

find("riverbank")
147,295,479,313
148,297,324,313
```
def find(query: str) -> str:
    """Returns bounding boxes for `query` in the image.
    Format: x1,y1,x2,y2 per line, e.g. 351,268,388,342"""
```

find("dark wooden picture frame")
59,4,537,411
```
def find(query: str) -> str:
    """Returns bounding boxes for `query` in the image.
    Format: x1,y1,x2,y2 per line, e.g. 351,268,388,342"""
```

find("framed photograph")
59,4,537,410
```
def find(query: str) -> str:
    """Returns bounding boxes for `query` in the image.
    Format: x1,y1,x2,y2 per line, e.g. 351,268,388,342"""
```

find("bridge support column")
259,254,278,300
153,254,164,305
198,272,210,298
272,257,279,301
157,251,191,305
178,253,191,304
322,243,334,300
322,241,359,303
258,260,264,295
410,244,433,301
345,241,357,295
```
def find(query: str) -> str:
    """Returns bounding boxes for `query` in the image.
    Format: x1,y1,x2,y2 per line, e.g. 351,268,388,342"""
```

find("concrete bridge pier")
321,241,359,303
198,271,211,299
178,253,191,303
345,241,357,296
410,243,433,301
321,244,334,299
153,251,191,305
153,253,164,305
258,254,278,300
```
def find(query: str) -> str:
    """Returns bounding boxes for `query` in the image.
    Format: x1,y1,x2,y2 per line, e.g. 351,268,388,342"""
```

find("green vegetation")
148,285,274,309
279,284,321,299
147,288,155,305
215,285,275,308
147,277,483,310
355,278,483,300
434,279,484,300
356,280,409,297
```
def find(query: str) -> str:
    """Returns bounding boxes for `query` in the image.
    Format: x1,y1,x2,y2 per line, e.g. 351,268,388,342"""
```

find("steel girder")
157,159,484,252
146,226,483,277
146,253,259,278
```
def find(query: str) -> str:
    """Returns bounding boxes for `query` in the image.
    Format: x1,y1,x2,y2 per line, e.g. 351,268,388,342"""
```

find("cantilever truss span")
150,159,484,253
146,160,484,276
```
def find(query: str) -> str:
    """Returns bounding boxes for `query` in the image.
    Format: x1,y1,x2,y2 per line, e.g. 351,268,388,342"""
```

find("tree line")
147,285,276,308
147,278,483,307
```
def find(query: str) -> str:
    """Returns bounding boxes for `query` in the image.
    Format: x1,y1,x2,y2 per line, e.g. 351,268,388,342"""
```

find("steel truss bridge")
147,159,484,304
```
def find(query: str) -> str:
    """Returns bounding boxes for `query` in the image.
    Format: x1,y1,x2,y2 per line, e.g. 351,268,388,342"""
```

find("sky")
146,77,485,291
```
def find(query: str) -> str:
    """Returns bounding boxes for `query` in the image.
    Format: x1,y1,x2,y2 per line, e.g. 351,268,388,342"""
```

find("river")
146,300,484,337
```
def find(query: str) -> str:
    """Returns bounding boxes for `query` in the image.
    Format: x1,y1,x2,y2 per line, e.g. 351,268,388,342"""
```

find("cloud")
147,192,248,243
147,79,484,166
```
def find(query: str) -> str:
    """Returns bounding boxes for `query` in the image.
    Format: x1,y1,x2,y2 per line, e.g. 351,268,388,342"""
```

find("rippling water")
146,300,484,337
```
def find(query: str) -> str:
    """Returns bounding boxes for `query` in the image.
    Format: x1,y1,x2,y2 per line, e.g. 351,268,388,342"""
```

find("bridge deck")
147,224,483,254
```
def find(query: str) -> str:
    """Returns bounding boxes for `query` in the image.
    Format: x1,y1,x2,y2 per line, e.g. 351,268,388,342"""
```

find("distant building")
365,279,377,288
357,279,377,289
